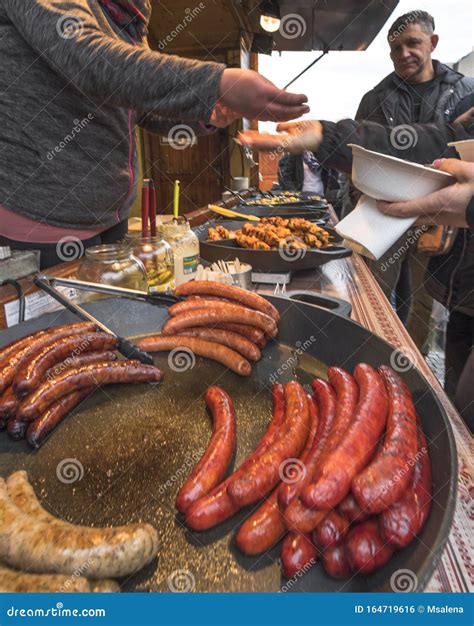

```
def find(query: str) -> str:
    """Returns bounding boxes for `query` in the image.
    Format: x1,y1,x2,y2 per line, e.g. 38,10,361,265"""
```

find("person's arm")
2,1,309,123
278,156,298,191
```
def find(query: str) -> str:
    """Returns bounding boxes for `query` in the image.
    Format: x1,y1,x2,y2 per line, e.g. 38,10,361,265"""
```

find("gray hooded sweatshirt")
0,0,225,229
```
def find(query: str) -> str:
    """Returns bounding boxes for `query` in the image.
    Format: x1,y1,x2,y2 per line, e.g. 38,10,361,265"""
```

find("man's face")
388,24,437,82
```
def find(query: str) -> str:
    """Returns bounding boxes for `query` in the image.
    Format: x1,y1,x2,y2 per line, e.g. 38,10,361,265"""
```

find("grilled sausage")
280,379,337,533
176,386,237,514
0,322,97,394
0,564,92,593
17,361,164,422
235,392,318,554
235,488,285,555
345,519,394,575
214,323,267,348
228,381,310,507
176,327,261,362
2,474,159,578
137,336,251,377
279,381,336,511
352,366,418,514
380,428,432,549
338,493,370,524
162,306,278,338
322,545,353,579
302,364,388,510
14,333,119,396
89,579,121,593
313,510,350,550
6,418,28,440
26,388,94,449
281,532,318,579
0,386,19,423
174,280,280,321
186,384,285,531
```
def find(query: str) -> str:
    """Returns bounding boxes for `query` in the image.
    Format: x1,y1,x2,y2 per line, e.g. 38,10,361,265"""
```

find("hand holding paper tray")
335,145,454,260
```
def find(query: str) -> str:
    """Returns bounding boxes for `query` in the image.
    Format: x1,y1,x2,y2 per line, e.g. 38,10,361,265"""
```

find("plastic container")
77,243,147,302
124,233,174,292
158,219,199,287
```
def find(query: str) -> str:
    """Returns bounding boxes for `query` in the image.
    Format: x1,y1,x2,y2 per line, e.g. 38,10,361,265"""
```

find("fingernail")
433,159,445,168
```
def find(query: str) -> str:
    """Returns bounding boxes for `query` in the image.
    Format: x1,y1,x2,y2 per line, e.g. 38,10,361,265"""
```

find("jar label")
183,254,199,275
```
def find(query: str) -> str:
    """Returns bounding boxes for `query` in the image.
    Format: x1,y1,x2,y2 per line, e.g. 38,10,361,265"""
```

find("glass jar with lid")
124,233,174,292
158,218,199,287
76,243,147,302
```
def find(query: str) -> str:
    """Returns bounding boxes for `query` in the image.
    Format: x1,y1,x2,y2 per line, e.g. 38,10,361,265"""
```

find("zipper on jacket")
446,229,468,310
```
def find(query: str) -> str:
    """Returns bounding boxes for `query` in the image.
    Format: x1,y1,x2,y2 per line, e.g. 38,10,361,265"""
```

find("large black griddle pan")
198,221,352,272
233,204,330,220
0,295,456,593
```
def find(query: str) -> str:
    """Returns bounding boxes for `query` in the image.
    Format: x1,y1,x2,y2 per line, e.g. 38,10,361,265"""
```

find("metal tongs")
34,275,181,365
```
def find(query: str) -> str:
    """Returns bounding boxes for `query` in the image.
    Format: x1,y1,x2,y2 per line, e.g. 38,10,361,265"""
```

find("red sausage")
14,333,119,396
313,510,350,550
278,381,336,510
0,322,97,394
186,384,285,531
235,392,318,554
17,360,163,422
162,306,278,338
352,366,418,513
26,388,94,449
6,418,28,441
227,382,310,507
303,364,388,510
137,335,251,377
322,545,353,579
281,532,318,579
45,351,118,378
176,328,261,362
345,519,394,575
176,386,237,514
174,281,280,321
338,494,370,524
380,428,432,549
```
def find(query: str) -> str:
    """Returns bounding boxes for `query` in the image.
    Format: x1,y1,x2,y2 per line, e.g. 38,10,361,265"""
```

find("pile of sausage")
137,281,280,377
0,322,163,448
0,471,159,592
178,365,432,582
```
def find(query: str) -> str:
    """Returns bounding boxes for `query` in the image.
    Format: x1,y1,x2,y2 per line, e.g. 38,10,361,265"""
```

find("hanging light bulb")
260,0,281,33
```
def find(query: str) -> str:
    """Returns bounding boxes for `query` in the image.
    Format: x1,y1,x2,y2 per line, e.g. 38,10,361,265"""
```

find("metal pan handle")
286,290,352,319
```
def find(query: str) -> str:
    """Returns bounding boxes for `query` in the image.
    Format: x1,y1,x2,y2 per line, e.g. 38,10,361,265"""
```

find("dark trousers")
445,310,474,432
0,220,128,270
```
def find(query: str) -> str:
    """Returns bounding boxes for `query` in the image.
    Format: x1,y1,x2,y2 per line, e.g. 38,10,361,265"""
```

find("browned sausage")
214,323,267,348
186,384,285,531
26,388,94,449
279,381,336,510
0,386,19,424
137,335,251,377
0,564,92,592
228,381,310,507
14,333,119,396
322,545,353,579
162,305,278,338
352,366,418,514
235,391,318,555
281,532,318,579
313,510,350,550
338,493,370,524
17,360,163,422
176,327,261,362
380,428,432,549
0,322,97,394
174,280,280,321
176,386,237,514
345,519,394,575
46,350,118,377
303,364,388,510
6,418,28,440
280,379,337,534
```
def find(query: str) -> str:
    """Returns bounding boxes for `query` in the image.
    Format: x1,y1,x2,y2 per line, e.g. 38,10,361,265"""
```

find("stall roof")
147,1,399,56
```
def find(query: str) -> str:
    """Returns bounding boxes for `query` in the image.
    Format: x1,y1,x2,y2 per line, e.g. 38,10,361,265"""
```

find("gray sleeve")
2,0,226,122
